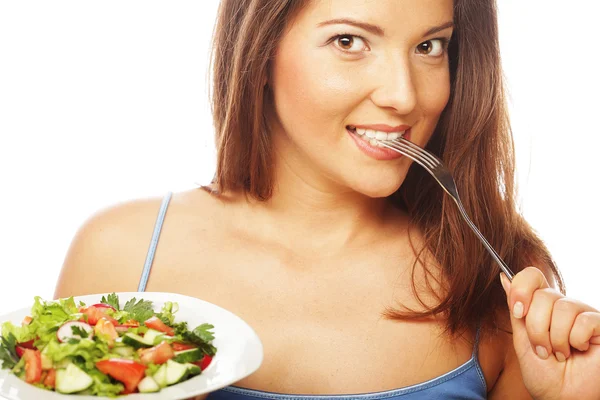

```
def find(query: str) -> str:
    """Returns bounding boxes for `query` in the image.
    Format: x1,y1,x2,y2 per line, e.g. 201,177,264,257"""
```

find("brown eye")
337,35,354,50
332,34,368,53
416,39,445,57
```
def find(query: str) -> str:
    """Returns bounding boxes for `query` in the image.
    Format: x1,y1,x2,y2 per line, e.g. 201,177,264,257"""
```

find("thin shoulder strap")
137,192,173,292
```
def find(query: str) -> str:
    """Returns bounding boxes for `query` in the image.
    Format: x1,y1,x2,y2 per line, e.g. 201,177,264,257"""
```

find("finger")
500,273,535,361
508,266,550,320
525,288,562,360
550,297,595,361
569,312,600,351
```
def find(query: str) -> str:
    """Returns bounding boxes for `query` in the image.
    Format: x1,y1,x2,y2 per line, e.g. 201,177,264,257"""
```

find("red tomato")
43,369,56,388
18,339,35,349
92,303,116,312
139,341,175,365
81,306,119,326
96,359,146,393
192,355,213,371
144,316,175,336
171,342,197,352
95,317,119,346
22,349,42,384
21,316,33,326
15,346,26,358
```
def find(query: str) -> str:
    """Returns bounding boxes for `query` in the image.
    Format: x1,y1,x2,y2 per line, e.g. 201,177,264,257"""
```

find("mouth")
345,125,411,161
346,125,409,148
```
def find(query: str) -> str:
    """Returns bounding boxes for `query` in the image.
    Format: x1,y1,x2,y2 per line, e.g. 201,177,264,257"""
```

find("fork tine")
380,140,437,170
395,137,442,167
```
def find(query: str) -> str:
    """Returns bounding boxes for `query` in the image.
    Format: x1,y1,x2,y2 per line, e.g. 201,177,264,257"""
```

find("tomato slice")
96,359,146,393
15,346,26,358
43,368,56,388
94,317,119,346
91,303,116,312
171,342,197,352
144,316,175,336
192,355,213,371
81,306,119,326
139,341,175,365
22,349,42,384
18,339,36,349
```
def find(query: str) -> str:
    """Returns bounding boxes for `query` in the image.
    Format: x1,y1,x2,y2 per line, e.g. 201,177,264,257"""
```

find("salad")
0,293,217,396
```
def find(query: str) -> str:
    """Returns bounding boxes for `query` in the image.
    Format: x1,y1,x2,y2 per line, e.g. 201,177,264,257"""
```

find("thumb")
500,273,535,360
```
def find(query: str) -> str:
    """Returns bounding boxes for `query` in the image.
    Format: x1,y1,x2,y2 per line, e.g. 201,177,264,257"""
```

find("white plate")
0,292,263,400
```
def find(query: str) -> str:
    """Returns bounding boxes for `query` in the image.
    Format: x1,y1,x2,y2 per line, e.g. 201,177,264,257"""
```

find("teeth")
350,126,408,147
375,131,387,140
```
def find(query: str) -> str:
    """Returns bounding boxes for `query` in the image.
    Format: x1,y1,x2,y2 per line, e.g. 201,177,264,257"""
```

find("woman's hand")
501,267,600,400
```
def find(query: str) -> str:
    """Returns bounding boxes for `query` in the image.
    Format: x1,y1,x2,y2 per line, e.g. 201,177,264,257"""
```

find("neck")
243,149,401,251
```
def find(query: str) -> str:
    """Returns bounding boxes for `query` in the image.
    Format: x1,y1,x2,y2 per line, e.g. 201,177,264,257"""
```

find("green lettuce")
86,369,125,397
43,338,109,371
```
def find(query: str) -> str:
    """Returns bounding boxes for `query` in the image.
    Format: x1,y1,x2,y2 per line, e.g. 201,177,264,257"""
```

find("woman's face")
268,0,454,198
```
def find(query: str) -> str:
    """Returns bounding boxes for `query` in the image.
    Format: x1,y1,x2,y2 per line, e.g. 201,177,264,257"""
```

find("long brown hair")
210,0,565,336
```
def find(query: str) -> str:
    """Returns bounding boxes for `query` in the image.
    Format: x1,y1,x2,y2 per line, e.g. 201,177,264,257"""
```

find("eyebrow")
317,18,454,38
423,21,454,36
317,18,384,36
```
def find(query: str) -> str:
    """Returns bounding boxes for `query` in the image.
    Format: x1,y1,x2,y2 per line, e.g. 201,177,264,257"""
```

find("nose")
370,59,417,115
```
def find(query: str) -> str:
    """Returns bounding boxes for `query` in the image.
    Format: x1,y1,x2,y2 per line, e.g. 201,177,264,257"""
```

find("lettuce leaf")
24,296,83,346
86,369,125,397
43,338,109,371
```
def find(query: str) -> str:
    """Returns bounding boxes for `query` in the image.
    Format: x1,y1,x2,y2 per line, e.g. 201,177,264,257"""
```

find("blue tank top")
138,192,488,399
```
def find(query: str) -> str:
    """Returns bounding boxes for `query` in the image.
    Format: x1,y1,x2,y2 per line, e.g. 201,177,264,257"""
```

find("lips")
346,126,411,161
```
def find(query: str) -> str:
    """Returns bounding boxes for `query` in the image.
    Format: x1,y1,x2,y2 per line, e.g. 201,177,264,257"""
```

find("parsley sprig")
0,333,18,369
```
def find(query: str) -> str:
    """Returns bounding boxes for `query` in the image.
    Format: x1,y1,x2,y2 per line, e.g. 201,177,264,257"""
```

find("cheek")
418,69,451,118
271,46,359,132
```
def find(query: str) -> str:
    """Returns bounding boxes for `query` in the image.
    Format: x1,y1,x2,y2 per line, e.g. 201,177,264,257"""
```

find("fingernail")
536,346,549,360
499,273,510,294
513,301,524,319
555,352,566,362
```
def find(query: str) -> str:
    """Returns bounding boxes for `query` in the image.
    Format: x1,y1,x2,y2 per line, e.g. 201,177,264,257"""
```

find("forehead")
295,0,454,34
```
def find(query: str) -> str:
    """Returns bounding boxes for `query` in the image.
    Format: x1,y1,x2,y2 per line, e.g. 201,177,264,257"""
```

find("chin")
351,177,404,199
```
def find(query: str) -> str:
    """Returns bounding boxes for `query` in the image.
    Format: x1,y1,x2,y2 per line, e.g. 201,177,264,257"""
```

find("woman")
54,0,600,398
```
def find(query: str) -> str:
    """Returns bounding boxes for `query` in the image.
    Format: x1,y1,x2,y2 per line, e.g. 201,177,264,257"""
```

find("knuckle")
553,297,578,312
533,288,560,301
576,312,594,328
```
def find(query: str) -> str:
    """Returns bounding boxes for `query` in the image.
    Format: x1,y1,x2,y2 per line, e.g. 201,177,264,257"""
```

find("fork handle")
453,198,516,281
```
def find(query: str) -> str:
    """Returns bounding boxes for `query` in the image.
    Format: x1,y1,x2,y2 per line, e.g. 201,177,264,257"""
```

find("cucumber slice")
165,360,189,385
138,376,160,393
122,333,153,348
55,363,93,394
143,329,165,345
185,363,201,377
112,346,135,357
153,364,168,388
122,329,165,348
173,348,203,363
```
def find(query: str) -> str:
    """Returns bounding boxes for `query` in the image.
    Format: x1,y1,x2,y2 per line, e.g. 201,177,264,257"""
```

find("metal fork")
380,137,515,281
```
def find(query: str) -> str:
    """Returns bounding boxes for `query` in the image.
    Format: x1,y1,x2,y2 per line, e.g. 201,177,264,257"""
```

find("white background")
0,1,598,316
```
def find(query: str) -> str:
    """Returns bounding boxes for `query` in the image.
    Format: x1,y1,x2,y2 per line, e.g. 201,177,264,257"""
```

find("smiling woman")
46,0,600,399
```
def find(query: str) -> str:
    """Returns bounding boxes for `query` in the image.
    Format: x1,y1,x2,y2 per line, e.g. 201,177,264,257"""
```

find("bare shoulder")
53,188,225,299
